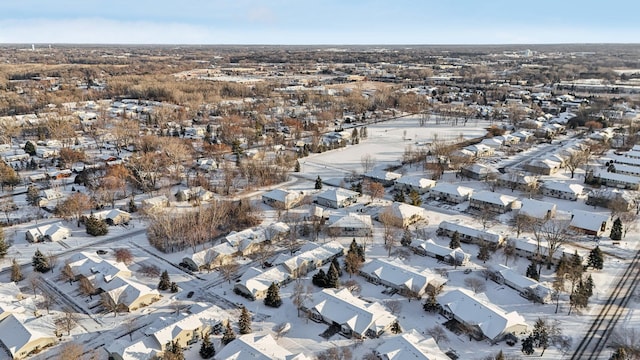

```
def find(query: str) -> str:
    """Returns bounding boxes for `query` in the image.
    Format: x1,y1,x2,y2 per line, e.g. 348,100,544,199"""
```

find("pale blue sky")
0,0,638,44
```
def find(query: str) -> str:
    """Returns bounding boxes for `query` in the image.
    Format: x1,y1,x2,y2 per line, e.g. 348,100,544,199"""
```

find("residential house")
463,144,494,158
592,170,640,190
524,158,561,175
215,333,311,360
0,315,57,360
301,288,398,339
429,183,473,204
364,170,402,187
234,266,292,300
394,176,436,194
518,198,556,220
25,222,71,242
327,213,373,237
469,191,519,213
586,188,636,211
147,306,225,351
374,329,449,360
511,238,575,264
437,221,504,246
141,195,169,211
438,289,528,342
262,188,303,209
488,264,552,303
175,186,214,202
460,163,499,180
382,202,428,228
497,173,539,193
611,153,640,167
359,258,446,298
93,209,131,225
480,137,504,149
41,189,63,201
609,163,640,178
315,188,359,209
511,130,534,142
569,210,610,237
410,238,470,266
541,182,584,201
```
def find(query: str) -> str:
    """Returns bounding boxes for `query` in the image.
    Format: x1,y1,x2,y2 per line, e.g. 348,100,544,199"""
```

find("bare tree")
78,276,97,299
219,260,239,284
39,291,55,314
610,328,640,358
565,151,588,179
56,341,84,359
342,279,362,296
100,292,122,317
125,317,137,341
56,307,79,335
273,322,290,339
365,180,385,202
426,325,450,345
502,239,517,266
28,273,41,297
540,219,570,269
464,277,486,294
61,261,75,284
386,299,402,316
114,248,134,265
360,154,376,173
0,197,17,223
315,347,353,360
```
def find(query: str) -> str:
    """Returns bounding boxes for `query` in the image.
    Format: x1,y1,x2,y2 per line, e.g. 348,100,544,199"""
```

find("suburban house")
429,183,474,204
497,173,538,192
518,198,556,220
327,213,373,237
487,264,552,304
569,210,610,237
592,170,640,190
410,238,470,266
438,289,528,342
524,158,561,175
175,186,214,202
382,202,428,228
262,188,303,209
93,209,131,225
437,221,504,246
463,144,494,157
510,238,575,264
359,258,446,298
611,153,640,167
469,191,519,213
364,170,402,187
541,181,584,201
586,188,636,211
215,333,311,360
141,195,169,211
301,288,398,339
374,329,449,360
608,163,640,177
461,163,499,180
315,188,359,208
0,315,57,360
394,176,436,194
146,306,226,351
234,242,344,300
25,222,71,242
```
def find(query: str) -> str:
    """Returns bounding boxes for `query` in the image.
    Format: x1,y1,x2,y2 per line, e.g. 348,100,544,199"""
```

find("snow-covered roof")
316,188,359,202
106,337,159,360
236,266,291,298
430,183,474,197
25,222,71,241
280,241,343,274
328,213,372,229
360,258,445,292
375,329,449,360
470,191,518,206
310,288,397,337
438,289,527,341
262,189,301,203
519,198,556,219
151,307,223,349
102,276,159,308
215,333,310,360
395,175,436,189
438,221,503,244
528,158,560,169
570,210,610,233
387,202,427,222
0,314,56,359
67,251,132,283
364,169,402,182
410,238,468,261
611,153,640,166
594,169,640,185
542,181,584,195
93,209,130,221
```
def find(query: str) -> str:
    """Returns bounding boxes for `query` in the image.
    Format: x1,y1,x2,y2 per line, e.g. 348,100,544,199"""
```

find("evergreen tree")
327,263,340,288
348,238,365,262
222,321,236,345
610,218,623,241
0,230,8,259
584,274,594,298
555,253,570,276
477,243,491,263
24,141,36,156
312,269,327,288
199,332,215,359
238,306,252,334
11,258,23,282
449,231,461,249
587,246,604,270
331,257,343,277
314,176,323,190
158,270,171,291
85,214,108,236
170,282,179,293
401,227,412,246
32,249,50,273
294,160,300,173
526,260,540,281
264,282,283,308
571,251,584,274
521,335,535,355
128,197,137,213
532,318,550,355
570,278,590,312
390,320,402,334
26,185,40,207
408,190,422,206
393,191,405,203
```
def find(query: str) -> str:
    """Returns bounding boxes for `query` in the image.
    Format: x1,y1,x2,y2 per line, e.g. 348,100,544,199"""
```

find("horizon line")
2,42,640,47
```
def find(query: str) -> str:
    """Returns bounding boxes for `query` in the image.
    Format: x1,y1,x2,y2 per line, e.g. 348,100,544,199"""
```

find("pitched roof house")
262,189,303,209
469,191,519,213
359,258,446,298
382,202,428,228
437,221,504,246
327,213,373,237
394,176,436,194
215,333,311,360
518,198,556,220
569,210,610,236
410,238,470,266
25,222,71,242
429,183,474,204
375,329,449,360
315,188,359,209
0,315,56,360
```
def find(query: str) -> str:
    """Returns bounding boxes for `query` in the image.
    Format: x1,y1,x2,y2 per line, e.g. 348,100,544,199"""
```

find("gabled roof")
410,238,468,261
594,169,640,185
438,289,527,341
430,183,473,197
262,189,300,203
0,314,56,358
360,258,444,292
67,251,131,283
102,276,159,308
438,221,503,244
570,210,610,232
328,213,372,229
395,176,436,189
387,202,427,222
214,333,310,360
364,170,402,182
311,288,397,336
376,329,449,360
519,198,556,219
316,188,359,203
542,181,584,194
470,191,518,206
